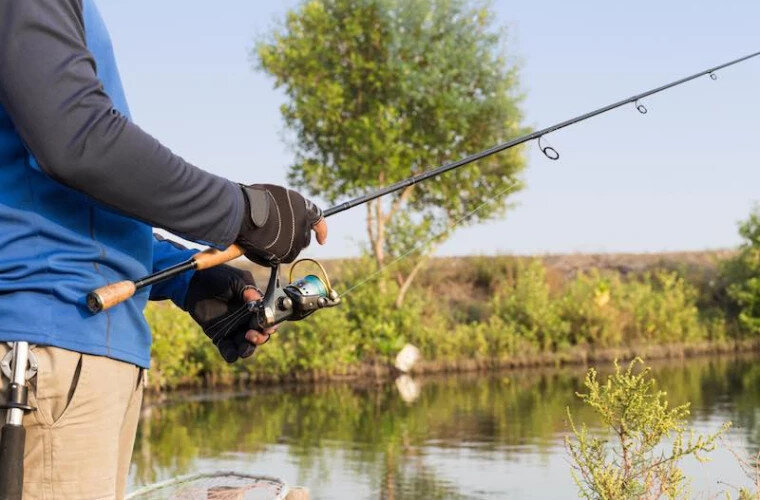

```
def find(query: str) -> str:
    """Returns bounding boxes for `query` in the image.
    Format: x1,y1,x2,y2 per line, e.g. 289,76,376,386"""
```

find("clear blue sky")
98,0,760,259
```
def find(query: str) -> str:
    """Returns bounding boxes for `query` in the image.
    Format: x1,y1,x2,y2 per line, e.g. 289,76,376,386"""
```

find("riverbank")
144,248,760,390
166,338,760,388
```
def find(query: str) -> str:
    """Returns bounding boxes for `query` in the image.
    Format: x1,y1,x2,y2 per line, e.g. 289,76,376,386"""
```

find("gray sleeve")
0,0,244,247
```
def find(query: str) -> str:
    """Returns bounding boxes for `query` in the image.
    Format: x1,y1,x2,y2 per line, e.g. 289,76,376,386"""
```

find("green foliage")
488,262,707,352
560,269,707,347
491,260,568,350
144,303,203,389
257,0,524,207
256,0,526,300
147,218,756,390
566,359,730,500
469,255,517,291
723,208,760,335
622,271,705,343
559,271,621,347
147,259,717,389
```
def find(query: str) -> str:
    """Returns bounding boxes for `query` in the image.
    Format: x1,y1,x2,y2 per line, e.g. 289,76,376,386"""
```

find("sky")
97,0,760,259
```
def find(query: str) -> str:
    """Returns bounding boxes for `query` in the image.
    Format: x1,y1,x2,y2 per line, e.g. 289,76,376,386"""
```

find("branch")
375,198,385,266
366,202,376,247
395,252,431,308
384,185,415,225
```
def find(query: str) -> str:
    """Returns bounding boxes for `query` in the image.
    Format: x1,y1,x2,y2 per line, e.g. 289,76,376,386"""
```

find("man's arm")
0,0,244,247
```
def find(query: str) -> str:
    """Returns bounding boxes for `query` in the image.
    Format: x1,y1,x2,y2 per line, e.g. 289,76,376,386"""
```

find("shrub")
621,271,705,343
491,260,569,350
559,271,621,347
566,359,730,500
144,252,725,389
145,302,204,389
723,208,760,336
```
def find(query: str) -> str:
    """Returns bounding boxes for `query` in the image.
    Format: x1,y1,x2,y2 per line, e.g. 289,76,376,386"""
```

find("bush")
621,271,705,343
491,260,569,351
144,254,725,389
559,271,621,347
723,208,760,335
145,303,204,390
566,359,729,499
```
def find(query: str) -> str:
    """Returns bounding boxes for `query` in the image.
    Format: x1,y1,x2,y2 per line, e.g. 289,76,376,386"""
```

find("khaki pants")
0,344,144,499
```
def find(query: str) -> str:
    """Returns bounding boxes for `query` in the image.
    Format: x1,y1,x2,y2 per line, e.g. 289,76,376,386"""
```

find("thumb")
313,219,328,245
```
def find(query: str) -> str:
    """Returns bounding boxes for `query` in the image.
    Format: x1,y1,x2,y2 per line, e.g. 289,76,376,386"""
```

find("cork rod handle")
193,244,245,270
87,280,137,313
87,244,246,313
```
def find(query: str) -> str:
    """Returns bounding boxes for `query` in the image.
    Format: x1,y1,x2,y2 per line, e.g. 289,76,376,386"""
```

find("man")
0,0,327,498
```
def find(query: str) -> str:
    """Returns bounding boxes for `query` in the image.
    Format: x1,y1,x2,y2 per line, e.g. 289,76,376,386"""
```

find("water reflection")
129,356,760,499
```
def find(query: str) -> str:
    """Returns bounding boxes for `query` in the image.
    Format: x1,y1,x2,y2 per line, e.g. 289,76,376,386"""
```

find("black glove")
184,264,262,363
236,184,323,266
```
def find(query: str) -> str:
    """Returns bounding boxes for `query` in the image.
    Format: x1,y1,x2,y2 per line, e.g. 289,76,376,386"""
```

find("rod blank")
324,50,760,218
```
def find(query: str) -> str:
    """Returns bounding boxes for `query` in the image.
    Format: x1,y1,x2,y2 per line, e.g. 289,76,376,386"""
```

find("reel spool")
248,259,341,330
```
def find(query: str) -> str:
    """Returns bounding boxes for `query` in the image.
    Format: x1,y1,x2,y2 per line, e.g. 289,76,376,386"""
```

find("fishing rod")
86,50,760,329
325,49,760,217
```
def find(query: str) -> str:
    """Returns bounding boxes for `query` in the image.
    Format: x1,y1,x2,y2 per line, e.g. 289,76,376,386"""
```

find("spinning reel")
247,259,341,330
87,246,340,330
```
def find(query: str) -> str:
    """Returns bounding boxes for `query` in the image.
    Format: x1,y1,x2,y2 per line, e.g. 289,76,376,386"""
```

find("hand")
236,184,327,266
183,264,275,363
242,287,276,346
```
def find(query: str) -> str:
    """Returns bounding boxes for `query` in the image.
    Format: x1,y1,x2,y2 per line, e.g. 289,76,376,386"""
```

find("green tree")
256,0,525,305
723,208,760,334
566,359,730,500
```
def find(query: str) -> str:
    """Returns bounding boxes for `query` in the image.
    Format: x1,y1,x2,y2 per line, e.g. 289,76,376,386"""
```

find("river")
128,355,760,499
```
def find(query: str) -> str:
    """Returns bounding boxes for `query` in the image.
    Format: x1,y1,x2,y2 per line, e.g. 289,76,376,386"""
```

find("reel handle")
248,265,282,328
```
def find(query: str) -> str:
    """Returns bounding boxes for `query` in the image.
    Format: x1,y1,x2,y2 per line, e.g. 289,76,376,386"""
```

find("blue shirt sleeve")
149,235,198,309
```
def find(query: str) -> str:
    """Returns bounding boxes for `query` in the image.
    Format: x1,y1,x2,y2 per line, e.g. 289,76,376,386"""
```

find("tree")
722,207,760,334
256,0,525,305
566,359,729,500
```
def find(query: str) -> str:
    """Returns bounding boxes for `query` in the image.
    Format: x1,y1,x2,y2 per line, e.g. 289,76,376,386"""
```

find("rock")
394,344,421,373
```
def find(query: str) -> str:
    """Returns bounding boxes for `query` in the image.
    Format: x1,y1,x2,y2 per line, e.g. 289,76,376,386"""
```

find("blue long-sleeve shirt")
0,0,245,367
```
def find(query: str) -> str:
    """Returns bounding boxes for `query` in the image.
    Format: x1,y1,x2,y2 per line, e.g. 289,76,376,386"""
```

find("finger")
245,330,270,345
313,218,328,245
243,287,262,303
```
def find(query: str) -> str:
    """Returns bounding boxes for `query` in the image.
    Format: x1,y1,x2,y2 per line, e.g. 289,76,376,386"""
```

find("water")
128,356,760,499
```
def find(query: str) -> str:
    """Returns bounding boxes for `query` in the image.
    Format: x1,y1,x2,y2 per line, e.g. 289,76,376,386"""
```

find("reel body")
247,260,340,330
